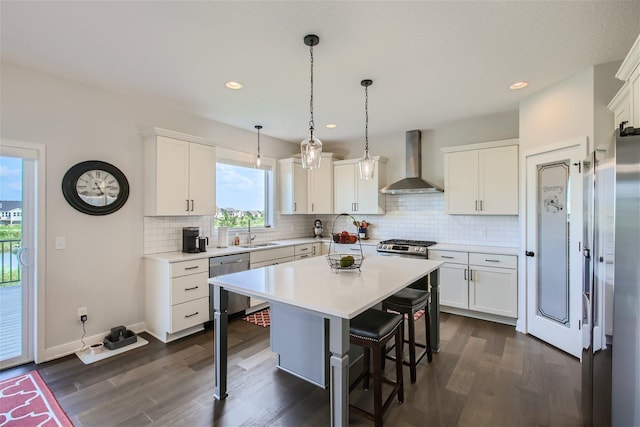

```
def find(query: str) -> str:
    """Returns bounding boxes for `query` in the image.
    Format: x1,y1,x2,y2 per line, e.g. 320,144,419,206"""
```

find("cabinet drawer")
294,243,314,255
428,250,468,264
469,252,517,269
170,297,209,333
250,246,295,264
295,253,313,261
170,258,208,278
171,272,209,305
251,256,295,269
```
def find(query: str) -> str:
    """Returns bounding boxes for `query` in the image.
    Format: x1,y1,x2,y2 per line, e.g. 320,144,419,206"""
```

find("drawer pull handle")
485,259,500,263
184,266,199,270
184,286,199,291
185,312,199,318
299,254,309,258
299,248,309,251
441,256,454,259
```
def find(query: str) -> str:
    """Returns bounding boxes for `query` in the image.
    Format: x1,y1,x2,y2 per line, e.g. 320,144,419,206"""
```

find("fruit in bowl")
339,255,355,268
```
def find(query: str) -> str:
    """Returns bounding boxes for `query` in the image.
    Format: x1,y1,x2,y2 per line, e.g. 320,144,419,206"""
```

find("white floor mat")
75,337,149,365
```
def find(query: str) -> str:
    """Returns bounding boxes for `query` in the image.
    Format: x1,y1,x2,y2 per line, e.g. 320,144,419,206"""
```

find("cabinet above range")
142,128,216,216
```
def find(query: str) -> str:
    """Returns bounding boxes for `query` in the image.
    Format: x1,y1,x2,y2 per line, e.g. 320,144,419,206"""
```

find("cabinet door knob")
525,251,535,257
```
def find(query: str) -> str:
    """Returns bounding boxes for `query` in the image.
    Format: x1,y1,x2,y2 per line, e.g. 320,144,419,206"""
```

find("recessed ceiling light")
325,123,337,129
509,81,529,90
225,81,243,90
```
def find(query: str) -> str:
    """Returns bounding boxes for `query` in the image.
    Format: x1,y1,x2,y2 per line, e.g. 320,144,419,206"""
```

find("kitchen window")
215,147,273,229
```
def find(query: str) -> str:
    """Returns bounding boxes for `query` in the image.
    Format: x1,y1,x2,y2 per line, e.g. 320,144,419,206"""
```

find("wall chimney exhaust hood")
380,130,444,194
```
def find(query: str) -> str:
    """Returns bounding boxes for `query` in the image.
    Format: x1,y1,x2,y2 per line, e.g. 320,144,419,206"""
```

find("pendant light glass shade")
358,79,375,180
254,125,262,168
301,34,322,169
359,150,375,180
301,134,322,169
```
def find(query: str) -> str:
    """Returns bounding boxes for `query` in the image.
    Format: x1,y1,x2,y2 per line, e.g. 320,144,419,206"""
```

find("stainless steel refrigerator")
582,126,640,426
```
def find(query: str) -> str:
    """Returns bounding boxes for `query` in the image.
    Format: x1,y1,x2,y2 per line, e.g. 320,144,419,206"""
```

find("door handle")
293,202,297,212
17,247,29,268
464,269,467,281
190,200,194,211
186,199,190,212
525,251,535,257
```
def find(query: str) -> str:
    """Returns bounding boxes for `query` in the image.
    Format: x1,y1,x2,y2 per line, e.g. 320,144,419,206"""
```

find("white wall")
0,61,300,358
324,110,519,189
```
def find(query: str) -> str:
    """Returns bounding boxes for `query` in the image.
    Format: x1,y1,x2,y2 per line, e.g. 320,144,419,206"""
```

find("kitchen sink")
238,242,280,248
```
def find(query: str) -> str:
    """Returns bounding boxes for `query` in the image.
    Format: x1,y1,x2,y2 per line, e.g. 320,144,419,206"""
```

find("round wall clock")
62,160,129,215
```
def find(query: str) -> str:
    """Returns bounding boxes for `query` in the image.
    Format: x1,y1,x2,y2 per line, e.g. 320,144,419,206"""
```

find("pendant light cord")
364,84,369,152
309,43,315,140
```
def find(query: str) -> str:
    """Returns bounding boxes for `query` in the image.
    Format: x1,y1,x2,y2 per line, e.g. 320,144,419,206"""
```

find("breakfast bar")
210,255,443,427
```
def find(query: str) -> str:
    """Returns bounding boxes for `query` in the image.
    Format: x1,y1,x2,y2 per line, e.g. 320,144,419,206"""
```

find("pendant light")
300,34,322,169
254,125,262,168
358,79,376,180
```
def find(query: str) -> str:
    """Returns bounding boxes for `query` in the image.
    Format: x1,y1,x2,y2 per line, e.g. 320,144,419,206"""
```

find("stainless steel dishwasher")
209,252,250,319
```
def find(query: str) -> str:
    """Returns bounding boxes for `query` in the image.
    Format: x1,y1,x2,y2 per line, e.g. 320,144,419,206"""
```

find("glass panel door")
0,154,33,368
536,160,570,325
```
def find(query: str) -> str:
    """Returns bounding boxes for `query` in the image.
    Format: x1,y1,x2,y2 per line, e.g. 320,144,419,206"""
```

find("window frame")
214,147,274,230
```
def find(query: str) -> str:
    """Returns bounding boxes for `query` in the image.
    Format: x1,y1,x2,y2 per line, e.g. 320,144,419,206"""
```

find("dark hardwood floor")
1,313,583,426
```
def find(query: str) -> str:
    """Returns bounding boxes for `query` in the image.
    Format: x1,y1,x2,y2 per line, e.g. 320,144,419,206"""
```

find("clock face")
62,161,129,215
76,169,122,207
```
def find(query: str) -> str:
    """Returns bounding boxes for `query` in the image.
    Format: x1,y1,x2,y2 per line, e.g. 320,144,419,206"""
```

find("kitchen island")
210,254,442,427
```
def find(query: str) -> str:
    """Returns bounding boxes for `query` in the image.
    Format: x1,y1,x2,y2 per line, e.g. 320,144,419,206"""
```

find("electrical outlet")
80,314,87,322
77,307,87,318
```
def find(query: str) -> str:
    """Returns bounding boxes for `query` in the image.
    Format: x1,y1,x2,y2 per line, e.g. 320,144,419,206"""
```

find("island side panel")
328,316,349,427
213,285,229,400
430,268,440,352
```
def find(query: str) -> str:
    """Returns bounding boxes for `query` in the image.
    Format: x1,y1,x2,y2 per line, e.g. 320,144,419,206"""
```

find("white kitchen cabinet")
279,154,336,215
143,128,216,216
333,157,387,215
278,158,307,214
443,141,518,215
145,258,210,343
308,153,336,214
429,248,518,323
609,34,640,128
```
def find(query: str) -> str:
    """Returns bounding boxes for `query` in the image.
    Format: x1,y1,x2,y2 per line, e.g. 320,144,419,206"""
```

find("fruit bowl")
326,253,363,272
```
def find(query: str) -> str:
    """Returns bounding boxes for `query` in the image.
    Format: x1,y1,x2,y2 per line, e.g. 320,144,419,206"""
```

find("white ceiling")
2,1,639,145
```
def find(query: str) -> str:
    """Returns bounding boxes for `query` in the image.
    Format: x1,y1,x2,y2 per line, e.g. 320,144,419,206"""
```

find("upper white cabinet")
307,154,335,214
279,153,336,215
143,128,216,216
609,34,640,128
333,157,387,215
443,140,518,215
279,158,307,214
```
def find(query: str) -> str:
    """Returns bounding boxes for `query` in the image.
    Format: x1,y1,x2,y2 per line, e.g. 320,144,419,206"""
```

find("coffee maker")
182,227,200,253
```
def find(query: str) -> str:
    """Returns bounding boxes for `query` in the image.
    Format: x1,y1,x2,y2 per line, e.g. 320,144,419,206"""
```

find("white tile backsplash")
143,192,520,254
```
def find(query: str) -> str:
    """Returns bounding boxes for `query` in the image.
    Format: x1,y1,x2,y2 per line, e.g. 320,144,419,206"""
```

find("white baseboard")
44,322,147,362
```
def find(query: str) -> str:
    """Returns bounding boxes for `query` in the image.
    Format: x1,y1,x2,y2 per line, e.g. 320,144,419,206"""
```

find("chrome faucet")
247,219,256,243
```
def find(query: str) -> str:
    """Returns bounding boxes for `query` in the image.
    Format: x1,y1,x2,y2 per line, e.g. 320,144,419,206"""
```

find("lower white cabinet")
145,258,210,343
429,249,518,323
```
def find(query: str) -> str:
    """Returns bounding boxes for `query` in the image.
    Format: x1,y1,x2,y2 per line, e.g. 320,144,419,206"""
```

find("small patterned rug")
243,308,270,327
0,370,73,426
389,309,426,321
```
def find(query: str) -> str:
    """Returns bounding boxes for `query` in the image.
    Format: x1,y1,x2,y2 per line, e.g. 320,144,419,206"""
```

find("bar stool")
349,309,404,427
382,288,432,383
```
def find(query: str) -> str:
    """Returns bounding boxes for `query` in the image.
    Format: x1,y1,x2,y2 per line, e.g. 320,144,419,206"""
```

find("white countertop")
209,255,443,319
143,237,381,262
428,243,520,256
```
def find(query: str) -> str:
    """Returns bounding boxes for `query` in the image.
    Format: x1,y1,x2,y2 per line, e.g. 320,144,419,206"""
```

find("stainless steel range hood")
380,130,444,194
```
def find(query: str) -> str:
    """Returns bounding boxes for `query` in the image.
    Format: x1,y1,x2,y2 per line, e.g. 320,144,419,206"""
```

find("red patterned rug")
0,370,72,426
243,308,270,327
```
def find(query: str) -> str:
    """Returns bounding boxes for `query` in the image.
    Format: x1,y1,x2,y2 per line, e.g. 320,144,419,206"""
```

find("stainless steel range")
377,238,440,352
376,239,437,257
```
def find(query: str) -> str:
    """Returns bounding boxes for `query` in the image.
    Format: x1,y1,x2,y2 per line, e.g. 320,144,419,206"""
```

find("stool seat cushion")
385,288,429,307
350,309,403,342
